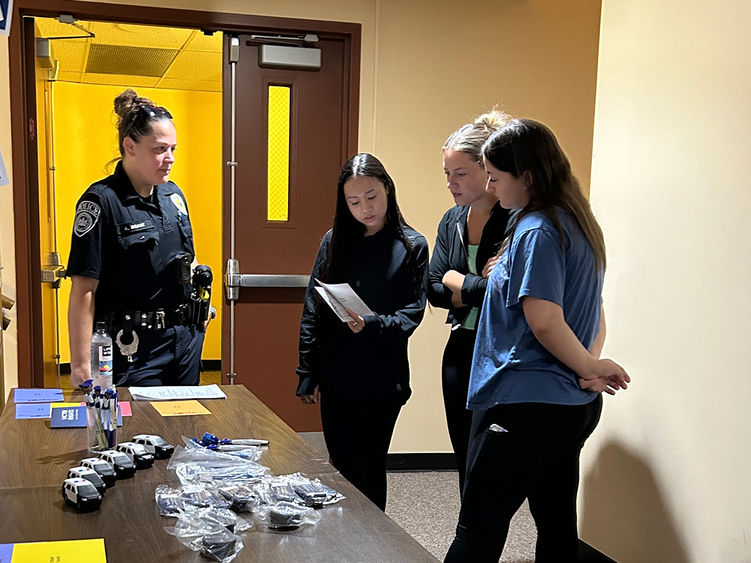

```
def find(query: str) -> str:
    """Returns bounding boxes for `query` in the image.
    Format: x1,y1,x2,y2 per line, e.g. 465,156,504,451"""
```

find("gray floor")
299,432,536,561
386,471,536,562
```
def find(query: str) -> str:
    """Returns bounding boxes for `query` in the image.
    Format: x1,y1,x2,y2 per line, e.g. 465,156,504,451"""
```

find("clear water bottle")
90,322,113,388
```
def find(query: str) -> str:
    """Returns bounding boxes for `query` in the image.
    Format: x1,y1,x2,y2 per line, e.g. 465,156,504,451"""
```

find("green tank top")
460,244,480,331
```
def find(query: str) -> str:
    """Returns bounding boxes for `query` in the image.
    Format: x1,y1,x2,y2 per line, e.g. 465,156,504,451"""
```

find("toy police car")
98,449,136,478
81,457,117,487
67,466,106,495
132,434,174,459
61,477,102,511
116,441,155,469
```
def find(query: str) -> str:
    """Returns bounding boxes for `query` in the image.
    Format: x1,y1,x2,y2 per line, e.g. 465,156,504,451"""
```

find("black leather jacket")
427,202,510,327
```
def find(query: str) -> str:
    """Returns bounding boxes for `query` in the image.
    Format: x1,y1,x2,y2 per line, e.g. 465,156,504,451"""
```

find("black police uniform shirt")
67,161,195,322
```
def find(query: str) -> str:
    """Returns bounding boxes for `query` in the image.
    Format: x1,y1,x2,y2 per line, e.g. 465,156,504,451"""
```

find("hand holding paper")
314,278,373,322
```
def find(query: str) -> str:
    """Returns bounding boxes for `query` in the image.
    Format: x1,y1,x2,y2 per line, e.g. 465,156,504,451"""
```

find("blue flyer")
15,403,50,419
13,388,64,403
50,406,87,428
50,405,123,428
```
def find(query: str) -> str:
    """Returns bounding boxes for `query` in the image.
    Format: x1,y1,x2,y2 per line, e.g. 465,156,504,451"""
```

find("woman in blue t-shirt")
445,119,630,562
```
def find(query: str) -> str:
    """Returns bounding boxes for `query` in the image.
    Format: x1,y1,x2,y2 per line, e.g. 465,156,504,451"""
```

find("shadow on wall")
580,441,690,563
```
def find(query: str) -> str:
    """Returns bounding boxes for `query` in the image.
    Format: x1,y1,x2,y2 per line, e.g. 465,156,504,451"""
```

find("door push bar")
225,258,309,301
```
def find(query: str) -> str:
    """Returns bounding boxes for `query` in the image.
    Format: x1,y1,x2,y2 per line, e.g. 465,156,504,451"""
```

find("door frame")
8,0,361,388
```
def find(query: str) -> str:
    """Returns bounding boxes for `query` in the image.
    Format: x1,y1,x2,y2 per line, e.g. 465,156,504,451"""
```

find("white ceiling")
35,18,223,92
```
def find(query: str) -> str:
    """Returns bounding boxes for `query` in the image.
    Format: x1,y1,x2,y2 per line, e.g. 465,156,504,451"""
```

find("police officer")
68,88,205,388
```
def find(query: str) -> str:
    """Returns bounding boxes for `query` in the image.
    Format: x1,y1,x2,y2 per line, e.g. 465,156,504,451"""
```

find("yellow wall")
1,0,601,457
52,82,223,362
583,1,751,560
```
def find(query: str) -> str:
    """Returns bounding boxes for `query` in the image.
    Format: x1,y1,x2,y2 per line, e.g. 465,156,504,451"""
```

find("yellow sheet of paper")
151,400,211,417
48,402,85,417
11,538,106,562
50,401,84,409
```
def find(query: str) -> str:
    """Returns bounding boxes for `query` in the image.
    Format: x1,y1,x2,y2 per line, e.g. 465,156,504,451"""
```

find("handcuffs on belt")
115,313,141,363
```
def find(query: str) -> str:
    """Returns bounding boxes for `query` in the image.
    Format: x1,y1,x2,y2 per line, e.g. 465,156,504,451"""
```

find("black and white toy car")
116,441,155,469
61,477,102,511
81,457,117,487
67,466,107,495
98,449,136,478
132,434,174,459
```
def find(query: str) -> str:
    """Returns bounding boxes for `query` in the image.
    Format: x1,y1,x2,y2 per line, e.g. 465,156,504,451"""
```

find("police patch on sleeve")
170,193,188,216
74,200,101,237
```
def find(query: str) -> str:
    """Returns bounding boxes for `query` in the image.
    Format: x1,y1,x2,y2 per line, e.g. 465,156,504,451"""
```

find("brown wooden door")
222,31,359,431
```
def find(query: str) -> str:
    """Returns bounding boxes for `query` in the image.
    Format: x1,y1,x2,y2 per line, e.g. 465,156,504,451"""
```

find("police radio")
191,265,213,332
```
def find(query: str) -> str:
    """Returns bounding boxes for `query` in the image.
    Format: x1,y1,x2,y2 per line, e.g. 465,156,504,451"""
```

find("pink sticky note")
118,401,132,416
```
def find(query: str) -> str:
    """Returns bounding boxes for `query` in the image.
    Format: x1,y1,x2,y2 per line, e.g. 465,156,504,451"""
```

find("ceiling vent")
85,44,179,77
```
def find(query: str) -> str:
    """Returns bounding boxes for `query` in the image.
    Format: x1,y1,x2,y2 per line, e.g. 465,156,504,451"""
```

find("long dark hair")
320,153,417,283
482,119,606,271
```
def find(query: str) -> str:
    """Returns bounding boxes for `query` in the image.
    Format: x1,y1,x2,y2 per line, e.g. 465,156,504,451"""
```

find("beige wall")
583,1,751,560
0,0,601,456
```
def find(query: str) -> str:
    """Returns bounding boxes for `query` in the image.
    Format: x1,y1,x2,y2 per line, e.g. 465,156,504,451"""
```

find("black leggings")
320,393,403,511
441,328,477,494
445,395,603,563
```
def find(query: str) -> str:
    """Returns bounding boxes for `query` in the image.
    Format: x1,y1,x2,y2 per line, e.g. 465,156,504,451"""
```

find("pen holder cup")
86,406,117,452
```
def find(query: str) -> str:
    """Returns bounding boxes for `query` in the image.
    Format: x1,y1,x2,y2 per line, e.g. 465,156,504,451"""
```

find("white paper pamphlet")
314,278,374,322
129,384,227,401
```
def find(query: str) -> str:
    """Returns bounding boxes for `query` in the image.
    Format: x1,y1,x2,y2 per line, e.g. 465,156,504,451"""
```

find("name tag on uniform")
119,220,155,235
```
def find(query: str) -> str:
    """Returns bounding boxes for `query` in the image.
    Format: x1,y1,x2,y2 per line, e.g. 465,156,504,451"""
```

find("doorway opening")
32,17,224,389
12,2,360,431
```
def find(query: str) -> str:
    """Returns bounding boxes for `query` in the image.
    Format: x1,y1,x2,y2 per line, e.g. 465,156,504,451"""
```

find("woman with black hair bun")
295,153,429,511
67,88,205,388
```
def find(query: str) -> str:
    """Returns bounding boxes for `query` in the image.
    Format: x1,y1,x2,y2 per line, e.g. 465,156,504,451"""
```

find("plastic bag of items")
167,445,269,487
217,483,264,513
256,501,322,533
155,484,233,515
164,507,251,562
259,474,345,508
184,435,266,462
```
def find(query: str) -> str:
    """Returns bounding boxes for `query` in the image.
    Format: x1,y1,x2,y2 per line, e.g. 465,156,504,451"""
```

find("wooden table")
0,385,437,562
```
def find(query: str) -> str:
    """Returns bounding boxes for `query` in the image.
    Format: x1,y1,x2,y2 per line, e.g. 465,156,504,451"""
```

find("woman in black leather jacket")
427,109,511,493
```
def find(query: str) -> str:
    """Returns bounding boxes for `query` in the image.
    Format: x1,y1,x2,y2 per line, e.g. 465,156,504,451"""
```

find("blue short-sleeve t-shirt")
467,209,603,408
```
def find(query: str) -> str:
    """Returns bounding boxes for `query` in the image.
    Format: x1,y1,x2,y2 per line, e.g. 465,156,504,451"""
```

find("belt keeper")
156,310,166,330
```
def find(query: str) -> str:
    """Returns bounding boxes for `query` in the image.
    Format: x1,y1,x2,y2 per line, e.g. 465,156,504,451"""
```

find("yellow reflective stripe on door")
267,85,291,221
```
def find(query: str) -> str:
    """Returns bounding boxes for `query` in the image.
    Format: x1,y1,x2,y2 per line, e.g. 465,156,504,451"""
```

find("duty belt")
110,304,191,332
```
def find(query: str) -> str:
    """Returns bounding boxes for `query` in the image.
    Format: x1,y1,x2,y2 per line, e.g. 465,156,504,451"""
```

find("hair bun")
113,88,140,118
474,108,511,131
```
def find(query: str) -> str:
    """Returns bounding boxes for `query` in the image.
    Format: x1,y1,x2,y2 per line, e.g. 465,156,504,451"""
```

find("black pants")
445,395,603,563
320,393,403,511
441,328,477,494
113,325,204,387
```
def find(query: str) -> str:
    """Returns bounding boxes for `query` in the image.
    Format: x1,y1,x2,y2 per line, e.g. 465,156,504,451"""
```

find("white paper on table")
314,278,374,322
129,384,227,401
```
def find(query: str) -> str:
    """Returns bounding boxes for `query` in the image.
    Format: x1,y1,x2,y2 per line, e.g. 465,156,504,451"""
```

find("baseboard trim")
386,452,457,471
577,539,617,562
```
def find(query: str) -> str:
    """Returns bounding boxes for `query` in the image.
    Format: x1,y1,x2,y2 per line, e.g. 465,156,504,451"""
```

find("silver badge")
73,200,101,237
